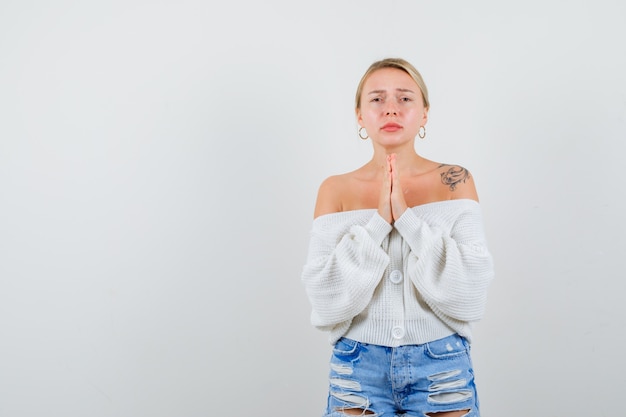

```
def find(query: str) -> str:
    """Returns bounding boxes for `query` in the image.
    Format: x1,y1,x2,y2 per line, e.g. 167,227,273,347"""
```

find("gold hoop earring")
358,127,369,140
418,126,426,139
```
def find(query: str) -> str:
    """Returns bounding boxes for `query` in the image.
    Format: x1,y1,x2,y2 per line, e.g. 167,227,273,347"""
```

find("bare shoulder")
313,174,350,218
436,163,479,202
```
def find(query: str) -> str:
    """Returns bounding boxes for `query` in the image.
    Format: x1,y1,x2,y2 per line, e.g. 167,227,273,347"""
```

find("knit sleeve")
393,201,494,324
301,211,392,331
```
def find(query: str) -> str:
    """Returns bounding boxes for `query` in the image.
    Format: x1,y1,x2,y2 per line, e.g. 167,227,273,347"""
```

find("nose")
385,104,398,116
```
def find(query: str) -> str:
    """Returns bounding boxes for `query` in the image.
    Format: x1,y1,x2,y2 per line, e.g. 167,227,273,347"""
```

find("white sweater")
301,199,494,346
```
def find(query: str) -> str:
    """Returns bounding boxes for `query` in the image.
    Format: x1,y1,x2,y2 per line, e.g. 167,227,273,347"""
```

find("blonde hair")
355,58,430,111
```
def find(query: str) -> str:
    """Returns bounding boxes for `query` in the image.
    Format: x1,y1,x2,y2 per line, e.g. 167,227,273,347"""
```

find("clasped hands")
378,153,408,225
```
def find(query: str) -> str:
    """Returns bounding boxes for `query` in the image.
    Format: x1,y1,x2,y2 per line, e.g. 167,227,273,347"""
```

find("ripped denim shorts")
324,333,479,417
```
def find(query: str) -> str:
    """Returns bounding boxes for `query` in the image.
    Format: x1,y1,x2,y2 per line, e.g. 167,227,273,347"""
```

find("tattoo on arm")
439,164,471,191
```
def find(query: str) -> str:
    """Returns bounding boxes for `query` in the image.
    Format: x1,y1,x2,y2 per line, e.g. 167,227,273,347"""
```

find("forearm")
302,213,392,327
394,205,494,322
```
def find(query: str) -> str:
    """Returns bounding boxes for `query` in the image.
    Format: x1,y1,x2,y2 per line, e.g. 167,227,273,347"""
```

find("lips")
381,123,402,132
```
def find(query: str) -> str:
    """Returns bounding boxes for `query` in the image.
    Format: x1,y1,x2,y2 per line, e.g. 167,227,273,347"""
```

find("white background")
1,1,625,416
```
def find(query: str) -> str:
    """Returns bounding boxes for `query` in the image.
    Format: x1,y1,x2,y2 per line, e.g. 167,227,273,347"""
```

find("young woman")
302,58,494,417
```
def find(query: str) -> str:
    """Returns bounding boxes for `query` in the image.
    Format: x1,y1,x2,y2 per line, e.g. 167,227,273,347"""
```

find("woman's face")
357,67,428,147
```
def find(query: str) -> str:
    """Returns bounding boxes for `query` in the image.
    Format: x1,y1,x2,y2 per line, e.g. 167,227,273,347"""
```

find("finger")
379,163,393,224
388,154,407,221
389,155,399,185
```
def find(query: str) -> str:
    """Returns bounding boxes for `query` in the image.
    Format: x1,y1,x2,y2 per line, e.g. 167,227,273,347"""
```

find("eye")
400,97,412,102
371,97,382,102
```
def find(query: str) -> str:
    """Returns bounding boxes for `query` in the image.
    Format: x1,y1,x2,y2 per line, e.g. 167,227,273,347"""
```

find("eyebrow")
367,88,416,95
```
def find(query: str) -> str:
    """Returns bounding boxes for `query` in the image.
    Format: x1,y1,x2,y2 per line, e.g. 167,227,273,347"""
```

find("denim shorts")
324,334,479,417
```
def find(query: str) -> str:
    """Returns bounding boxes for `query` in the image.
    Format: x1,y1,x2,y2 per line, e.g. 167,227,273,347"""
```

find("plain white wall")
1,1,625,416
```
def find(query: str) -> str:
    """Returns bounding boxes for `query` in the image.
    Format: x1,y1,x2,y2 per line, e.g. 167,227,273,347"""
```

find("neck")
370,147,424,174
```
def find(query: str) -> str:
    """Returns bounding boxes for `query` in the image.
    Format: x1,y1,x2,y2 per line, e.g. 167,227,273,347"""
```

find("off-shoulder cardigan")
301,199,494,346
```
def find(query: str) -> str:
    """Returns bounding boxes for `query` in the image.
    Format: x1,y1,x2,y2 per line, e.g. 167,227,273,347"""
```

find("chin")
377,137,412,147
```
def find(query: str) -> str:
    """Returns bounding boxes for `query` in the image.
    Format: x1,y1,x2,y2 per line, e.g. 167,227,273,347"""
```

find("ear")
356,108,363,126
421,109,429,126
